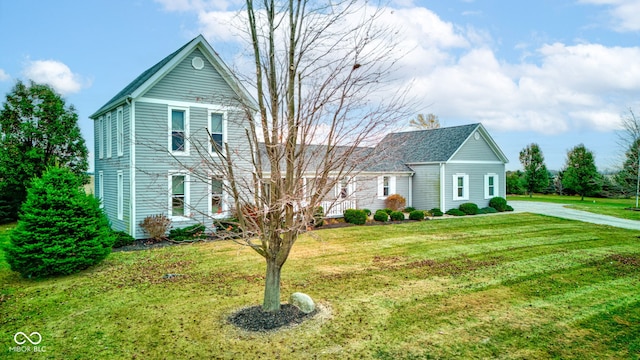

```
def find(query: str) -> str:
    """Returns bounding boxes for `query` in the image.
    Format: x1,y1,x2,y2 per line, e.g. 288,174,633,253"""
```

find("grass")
508,194,640,221
1,214,640,359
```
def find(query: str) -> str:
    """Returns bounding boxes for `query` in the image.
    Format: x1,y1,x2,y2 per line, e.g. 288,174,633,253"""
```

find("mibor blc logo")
9,332,46,353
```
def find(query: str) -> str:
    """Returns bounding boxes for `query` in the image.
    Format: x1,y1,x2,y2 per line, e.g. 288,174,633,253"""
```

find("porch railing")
321,199,356,218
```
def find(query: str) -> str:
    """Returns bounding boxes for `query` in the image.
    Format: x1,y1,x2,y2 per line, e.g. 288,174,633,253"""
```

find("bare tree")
409,113,440,130
615,108,640,205
177,0,410,312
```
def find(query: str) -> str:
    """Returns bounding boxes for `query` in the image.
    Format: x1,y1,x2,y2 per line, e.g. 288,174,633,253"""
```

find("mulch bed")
228,304,318,332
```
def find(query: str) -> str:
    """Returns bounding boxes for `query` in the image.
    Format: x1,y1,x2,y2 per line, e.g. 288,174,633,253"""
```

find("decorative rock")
289,292,315,314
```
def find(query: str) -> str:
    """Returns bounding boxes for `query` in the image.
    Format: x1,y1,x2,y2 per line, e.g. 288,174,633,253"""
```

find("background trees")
519,143,549,197
410,113,440,130
562,144,601,201
0,80,88,222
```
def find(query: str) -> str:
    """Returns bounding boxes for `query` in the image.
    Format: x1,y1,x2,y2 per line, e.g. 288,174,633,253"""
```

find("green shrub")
374,210,389,222
404,207,416,213
390,211,405,221
344,209,367,225
409,210,425,220
480,207,498,214
362,209,372,216
489,197,508,212
3,167,114,278
112,230,135,248
169,224,207,242
446,208,466,216
382,208,393,215
430,208,443,217
139,214,171,241
459,202,479,215
505,205,514,212
384,194,406,211
313,206,324,227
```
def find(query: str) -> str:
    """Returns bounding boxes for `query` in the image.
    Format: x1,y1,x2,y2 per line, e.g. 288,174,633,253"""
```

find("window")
170,108,188,154
377,175,396,198
98,117,104,159
117,171,123,220
211,176,224,216
106,112,112,158
98,171,104,208
453,174,469,201
169,173,189,218
209,112,224,153
485,174,498,199
116,107,123,157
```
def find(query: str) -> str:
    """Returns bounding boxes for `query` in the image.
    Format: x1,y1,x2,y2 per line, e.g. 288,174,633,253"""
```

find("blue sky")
2,0,640,172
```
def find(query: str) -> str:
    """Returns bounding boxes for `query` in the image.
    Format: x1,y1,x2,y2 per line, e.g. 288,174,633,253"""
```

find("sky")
1,0,640,172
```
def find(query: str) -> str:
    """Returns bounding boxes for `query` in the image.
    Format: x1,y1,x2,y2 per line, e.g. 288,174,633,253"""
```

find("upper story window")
209,112,224,153
485,174,498,199
116,107,123,157
453,174,469,201
106,113,112,158
98,117,104,159
170,107,189,155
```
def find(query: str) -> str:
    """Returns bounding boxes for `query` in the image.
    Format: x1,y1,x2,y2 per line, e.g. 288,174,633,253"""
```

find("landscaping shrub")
169,224,207,242
430,208,444,217
139,214,172,241
404,206,416,213
505,205,514,212
313,206,324,227
374,209,389,222
112,230,135,248
3,167,114,278
489,197,508,212
479,207,498,214
446,208,466,216
459,202,479,215
409,210,425,220
362,208,372,216
382,208,393,215
344,209,367,225
390,211,405,221
384,194,406,211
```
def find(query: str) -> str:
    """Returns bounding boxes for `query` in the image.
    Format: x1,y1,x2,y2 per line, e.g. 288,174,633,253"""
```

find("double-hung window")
116,107,123,157
98,117,104,159
106,113,112,158
209,112,224,153
485,174,498,199
378,175,396,198
98,171,104,208
170,173,189,219
211,176,224,216
170,108,188,154
453,174,469,201
117,171,123,220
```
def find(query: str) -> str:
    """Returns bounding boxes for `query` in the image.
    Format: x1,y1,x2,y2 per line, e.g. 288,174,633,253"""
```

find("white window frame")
117,170,123,220
208,110,226,155
335,177,356,199
169,107,189,156
98,117,104,159
484,173,498,199
106,112,112,158
208,175,228,218
452,174,469,201
168,172,190,220
98,171,104,208
116,107,123,157
377,175,396,199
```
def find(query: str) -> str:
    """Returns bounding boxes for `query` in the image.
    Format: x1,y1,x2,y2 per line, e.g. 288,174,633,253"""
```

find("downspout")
440,163,446,211
126,96,136,238
408,173,413,207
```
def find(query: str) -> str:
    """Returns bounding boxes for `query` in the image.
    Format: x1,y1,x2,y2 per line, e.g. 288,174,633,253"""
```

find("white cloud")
579,0,640,32
22,59,89,95
0,69,10,81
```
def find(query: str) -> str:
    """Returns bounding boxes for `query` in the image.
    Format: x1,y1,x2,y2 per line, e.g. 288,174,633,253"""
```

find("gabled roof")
90,35,258,118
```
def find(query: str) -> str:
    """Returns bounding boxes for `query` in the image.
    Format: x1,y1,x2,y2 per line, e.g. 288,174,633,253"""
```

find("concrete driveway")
509,201,640,231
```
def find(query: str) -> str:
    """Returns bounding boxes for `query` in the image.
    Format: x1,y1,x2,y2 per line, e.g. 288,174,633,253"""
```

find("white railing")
321,199,356,218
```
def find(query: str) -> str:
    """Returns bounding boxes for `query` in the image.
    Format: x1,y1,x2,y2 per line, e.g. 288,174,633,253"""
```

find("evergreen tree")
0,80,88,222
519,143,549,197
614,138,640,197
562,144,601,201
3,167,114,278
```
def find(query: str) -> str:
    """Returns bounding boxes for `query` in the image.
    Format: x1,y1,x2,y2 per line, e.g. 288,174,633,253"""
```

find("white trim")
130,100,136,236
440,163,446,210
447,160,505,165
98,171,104,208
377,175,396,199
208,110,227,155
168,106,190,156
116,106,123,157
452,173,469,201
168,171,191,221
117,170,123,220
484,173,498,199
98,116,104,159
106,112,112,158
137,96,242,111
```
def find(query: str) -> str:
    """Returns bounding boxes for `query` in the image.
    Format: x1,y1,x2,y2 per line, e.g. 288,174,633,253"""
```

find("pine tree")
3,167,114,278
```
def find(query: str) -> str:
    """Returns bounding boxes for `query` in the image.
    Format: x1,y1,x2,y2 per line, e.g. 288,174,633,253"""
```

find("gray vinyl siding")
443,163,505,211
93,104,132,234
450,133,501,162
411,164,441,211
144,48,233,103
356,175,411,212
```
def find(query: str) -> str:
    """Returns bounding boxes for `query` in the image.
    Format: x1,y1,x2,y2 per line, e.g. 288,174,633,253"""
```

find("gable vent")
192,56,204,70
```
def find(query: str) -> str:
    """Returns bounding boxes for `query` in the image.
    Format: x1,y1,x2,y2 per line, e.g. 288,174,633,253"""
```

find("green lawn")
1,214,639,359
508,194,640,221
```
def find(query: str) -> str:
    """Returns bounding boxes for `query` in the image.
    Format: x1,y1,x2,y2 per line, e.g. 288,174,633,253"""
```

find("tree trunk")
263,257,282,312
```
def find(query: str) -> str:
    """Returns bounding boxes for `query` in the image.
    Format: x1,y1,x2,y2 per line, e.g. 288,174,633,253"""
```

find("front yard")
1,214,639,358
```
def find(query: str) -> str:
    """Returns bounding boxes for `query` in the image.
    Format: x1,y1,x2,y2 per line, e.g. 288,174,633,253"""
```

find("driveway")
509,201,640,231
